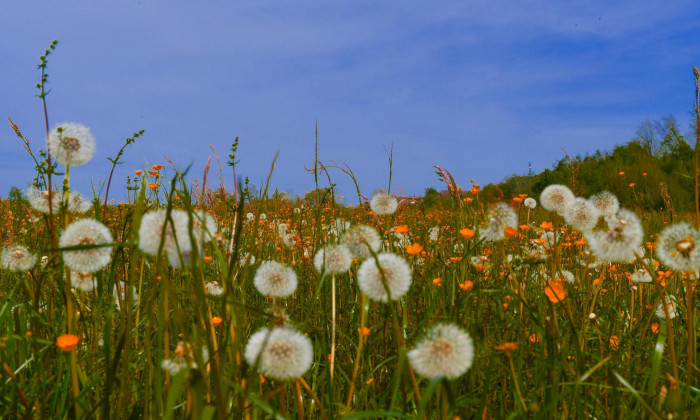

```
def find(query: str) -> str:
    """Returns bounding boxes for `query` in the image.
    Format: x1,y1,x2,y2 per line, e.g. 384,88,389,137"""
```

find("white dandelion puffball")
656,222,700,272
589,191,619,217
239,252,256,266
345,225,382,260
71,272,96,291
254,261,298,297
540,185,574,214
68,191,92,213
523,197,537,209
429,226,440,241
244,326,313,380
585,209,643,263
357,252,412,302
60,219,113,273
205,281,224,296
190,210,218,244
282,233,297,249
314,245,352,274
563,198,600,232
246,212,255,221
370,193,398,215
630,269,652,283
1,245,36,271
655,296,678,319
138,209,192,267
408,323,474,380
47,122,96,166
480,202,518,242
113,283,138,311
26,187,60,214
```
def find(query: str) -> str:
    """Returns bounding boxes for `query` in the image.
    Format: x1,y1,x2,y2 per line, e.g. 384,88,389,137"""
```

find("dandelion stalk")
330,273,337,382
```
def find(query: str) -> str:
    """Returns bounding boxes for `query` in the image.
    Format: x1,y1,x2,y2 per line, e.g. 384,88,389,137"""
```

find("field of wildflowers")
2,42,700,419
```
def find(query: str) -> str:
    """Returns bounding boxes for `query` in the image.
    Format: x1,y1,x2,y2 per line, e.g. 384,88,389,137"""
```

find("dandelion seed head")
540,185,574,214
244,326,313,380
48,122,96,166
1,245,36,271
68,191,92,213
370,193,398,215
345,225,381,260
630,269,652,283
357,252,412,302
60,219,113,273
523,197,537,209
407,323,474,380
253,261,297,297
71,272,96,291
314,245,352,274
589,191,619,217
26,187,60,214
205,281,224,296
480,202,518,242
585,209,643,263
657,223,700,272
563,198,600,232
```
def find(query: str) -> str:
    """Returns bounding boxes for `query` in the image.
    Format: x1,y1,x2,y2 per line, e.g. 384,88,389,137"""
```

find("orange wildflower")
609,335,620,350
406,243,424,256
544,280,566,303
618,171,624,175
147,183,159,190
519,224,530,231
629,183,635,188
56,334,79,352
152,164,165,170
358,327,371,336
450,256,463,263
203,256,213,263
259,375,266,384
528,333,541,343
459,280,474,291
465,197,474,203
459,228,475,239
432,277,443,287
148,170,159,176
394,225,409,235
366,378,374,385
473,264,487,272
494,341,519,352
651,323,660,333
134,170,143,176
212,316,223,326
504,226,518,238
540,221,553,230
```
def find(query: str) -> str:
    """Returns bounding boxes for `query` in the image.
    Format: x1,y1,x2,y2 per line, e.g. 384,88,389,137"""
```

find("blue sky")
2,1,699,202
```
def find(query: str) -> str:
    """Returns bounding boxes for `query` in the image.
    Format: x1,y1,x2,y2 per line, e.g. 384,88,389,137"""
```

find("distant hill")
481,116,697,213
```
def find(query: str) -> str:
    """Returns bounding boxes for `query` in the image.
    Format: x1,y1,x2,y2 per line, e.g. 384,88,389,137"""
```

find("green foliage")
489,116,696,212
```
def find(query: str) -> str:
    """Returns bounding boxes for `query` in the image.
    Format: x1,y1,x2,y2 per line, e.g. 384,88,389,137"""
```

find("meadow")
1,43,700,419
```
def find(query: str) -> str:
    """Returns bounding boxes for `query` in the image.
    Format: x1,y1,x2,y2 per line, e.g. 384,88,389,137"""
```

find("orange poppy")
544,280,566,303
56,334,79,352
494,341,519,352
459,228,475,239
406,243,423,256
459,280,474,291
147,184,159,190
394,225,409,235
504,226,518,238
152,164,165,170
134,170,143,176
